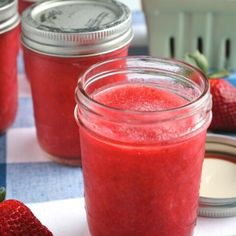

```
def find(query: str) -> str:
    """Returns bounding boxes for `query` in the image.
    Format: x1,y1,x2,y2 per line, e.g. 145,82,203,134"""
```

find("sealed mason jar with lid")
21,0,133,166
75,57,212,236
0,0,20,133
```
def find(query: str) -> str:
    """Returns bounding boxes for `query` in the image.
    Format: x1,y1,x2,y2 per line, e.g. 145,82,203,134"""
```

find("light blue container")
142,0,236,71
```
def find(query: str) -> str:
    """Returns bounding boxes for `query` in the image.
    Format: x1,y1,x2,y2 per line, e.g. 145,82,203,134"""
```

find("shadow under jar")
21,0,133,166
0,0,20,134
75,57,212,236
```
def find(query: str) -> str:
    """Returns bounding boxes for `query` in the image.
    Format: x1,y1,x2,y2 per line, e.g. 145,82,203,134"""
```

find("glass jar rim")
76,56,211,122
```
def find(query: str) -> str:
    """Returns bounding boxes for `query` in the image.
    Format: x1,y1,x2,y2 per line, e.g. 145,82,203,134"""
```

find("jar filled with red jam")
21,0,133,166
18,0,38,15
0,0,20,134
75,57,212,236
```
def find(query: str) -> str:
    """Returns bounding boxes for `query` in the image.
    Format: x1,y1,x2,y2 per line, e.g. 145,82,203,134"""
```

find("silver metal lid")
0,0,20,33
199,133,236,217
21,0,133,57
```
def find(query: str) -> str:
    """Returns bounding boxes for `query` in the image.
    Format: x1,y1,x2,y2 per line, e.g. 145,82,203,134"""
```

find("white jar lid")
0,0,19,33
199,133,236,217
21,0,133,57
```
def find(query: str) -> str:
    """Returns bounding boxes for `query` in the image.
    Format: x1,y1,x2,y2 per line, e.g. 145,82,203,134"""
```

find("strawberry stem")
184,50,209,74
0,187,6,202
184,50,229,79
208,69,230,79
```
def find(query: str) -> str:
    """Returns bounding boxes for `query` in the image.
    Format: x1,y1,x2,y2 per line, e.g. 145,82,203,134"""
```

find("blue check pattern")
0,58,85,203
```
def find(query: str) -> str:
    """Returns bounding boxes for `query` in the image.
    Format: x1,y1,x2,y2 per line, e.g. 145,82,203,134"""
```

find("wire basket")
142,0,236,70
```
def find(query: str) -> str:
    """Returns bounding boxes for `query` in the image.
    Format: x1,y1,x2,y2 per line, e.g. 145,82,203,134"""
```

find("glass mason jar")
75,57,212,236
21,0,133,166
0,0,20,133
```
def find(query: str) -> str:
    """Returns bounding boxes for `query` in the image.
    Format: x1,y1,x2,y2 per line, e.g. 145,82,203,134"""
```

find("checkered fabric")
0,50,84,203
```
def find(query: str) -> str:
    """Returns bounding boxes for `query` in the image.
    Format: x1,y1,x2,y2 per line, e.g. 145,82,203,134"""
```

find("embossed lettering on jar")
0,0,20,133
21,0,133,166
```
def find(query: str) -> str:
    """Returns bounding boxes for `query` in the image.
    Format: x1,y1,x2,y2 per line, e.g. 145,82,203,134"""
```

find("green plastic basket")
142,0,236,70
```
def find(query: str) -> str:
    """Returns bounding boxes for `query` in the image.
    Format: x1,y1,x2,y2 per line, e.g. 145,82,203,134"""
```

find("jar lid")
199,133,236,217
21,0,133,57
0,0,20,33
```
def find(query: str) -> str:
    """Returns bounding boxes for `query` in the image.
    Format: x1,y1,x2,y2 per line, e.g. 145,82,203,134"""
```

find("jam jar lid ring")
0,0,20,33
199,133,236,217
21,0,133,56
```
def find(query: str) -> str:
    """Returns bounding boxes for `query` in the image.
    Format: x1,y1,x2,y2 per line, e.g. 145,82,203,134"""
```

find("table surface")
1,10,236,236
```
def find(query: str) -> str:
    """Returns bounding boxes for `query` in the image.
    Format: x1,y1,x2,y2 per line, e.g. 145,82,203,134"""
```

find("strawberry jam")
21,0,133,165
0,0,20,133
75,57,212,236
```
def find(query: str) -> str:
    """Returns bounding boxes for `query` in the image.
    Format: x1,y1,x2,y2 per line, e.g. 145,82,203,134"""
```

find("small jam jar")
21,0,133,166
0,0,20,133
75,57,212,236
18,0,38,15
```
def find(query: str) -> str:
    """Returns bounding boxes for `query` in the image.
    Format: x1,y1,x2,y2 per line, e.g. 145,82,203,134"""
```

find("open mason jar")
75,57,212,236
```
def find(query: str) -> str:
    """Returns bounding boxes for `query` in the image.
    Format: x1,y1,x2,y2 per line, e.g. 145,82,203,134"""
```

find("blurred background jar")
21,0,133,166
0,0,20,133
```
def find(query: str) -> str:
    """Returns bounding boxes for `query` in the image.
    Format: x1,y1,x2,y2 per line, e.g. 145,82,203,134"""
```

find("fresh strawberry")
0,187,53,236
185,51,236,132
208,78,236,131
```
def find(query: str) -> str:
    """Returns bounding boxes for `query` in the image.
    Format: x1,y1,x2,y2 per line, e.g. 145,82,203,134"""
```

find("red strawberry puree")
75,57,212,236
0,0,20,133
21,0,133,165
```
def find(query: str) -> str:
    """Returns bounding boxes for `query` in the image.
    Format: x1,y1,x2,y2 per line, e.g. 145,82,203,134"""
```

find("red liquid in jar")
23,46,128,165
80,84,206,236
0,26,19,133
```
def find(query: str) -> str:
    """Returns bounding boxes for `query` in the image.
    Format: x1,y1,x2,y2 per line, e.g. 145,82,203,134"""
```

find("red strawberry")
185,51,236,132
0,187,53,236
209,78,236,131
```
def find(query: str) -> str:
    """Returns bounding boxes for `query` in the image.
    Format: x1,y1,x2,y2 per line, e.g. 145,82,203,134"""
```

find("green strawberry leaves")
208,69,229,79
184,50,229,78
0,187,6,202
185,50,209,75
